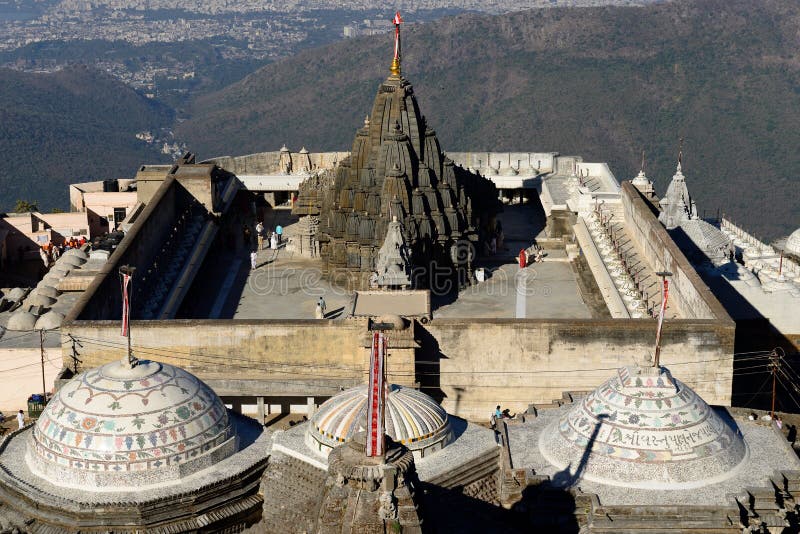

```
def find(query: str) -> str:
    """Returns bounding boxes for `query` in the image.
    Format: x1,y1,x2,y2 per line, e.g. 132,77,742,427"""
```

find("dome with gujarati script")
305,384,453,459
539,365,747,489
26,359,237,490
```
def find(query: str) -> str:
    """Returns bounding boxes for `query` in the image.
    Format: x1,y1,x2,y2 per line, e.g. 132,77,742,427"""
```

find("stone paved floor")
230,251,353,320
201,201,591,320
432,254,592,319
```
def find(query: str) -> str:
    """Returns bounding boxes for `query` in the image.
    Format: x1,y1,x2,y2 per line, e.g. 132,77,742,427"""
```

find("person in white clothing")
250,250,258,270
16,410,25,429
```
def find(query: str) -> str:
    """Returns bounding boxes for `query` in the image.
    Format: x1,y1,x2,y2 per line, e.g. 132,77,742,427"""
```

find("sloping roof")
678,219,731,258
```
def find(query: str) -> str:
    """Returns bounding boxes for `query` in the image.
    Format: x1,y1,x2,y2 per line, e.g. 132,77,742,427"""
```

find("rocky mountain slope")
0,65,172,212
178,0,800,239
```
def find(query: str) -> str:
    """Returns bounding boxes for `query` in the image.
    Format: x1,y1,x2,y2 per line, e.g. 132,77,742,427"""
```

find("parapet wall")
63,319,370,395
423,318,734,420
621,182,728,320
208,151,349,175
62,314,734,421
68,174,181,321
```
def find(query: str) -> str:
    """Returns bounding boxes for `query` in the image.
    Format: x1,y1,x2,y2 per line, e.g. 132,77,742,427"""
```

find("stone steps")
587,505,740,532
425,445,500,490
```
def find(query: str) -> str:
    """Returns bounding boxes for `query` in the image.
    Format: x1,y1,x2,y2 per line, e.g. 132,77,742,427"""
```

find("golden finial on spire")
390,11,403,77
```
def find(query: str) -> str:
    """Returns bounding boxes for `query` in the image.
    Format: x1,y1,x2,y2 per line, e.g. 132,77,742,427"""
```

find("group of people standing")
254,222,282,251
249,222,284,269
39,237,86,267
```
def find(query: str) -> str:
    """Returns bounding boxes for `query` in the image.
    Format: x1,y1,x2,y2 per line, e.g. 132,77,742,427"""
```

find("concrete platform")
229,251,353,320
433,254,592,319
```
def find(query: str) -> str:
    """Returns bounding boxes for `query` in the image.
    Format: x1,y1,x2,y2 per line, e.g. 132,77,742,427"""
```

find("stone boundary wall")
208,151,350,175
67,174,181,321
621,182,729,321
61,315,734,422
62,319,370,393
446,152,557,174
423,317,735,420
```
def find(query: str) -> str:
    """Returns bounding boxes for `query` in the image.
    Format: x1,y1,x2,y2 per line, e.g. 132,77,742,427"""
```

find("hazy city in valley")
0,0,799,532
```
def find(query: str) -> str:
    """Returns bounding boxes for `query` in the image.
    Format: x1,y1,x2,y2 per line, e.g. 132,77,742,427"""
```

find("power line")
736,374,774,408
62,333,771,378
774,371,800,412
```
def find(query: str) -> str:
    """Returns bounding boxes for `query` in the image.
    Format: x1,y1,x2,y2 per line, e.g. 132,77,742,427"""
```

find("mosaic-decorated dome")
26,359,237,490
539,365,747,489
305,384,453,459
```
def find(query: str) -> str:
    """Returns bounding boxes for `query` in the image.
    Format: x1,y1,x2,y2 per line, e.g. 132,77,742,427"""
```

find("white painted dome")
34,311,64,330
59,255,85,268
305,384,453,459
65,248,89,260
6,287,27,301
7,310,37,331
28,293,55,307
35,285,60,299
786,228,800,256
539,365,747,489
27,359,237,490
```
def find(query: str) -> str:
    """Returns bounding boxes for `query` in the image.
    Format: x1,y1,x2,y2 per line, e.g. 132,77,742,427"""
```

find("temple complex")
292,55,499,290
1,10,799,533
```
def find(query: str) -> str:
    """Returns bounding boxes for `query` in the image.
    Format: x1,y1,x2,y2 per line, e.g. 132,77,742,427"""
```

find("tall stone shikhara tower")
297,15,498,290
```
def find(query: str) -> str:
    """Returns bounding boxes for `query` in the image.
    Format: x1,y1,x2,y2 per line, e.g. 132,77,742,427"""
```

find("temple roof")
305,384,453,457
538,365,747,489
27,359,236,490
658,162,697,229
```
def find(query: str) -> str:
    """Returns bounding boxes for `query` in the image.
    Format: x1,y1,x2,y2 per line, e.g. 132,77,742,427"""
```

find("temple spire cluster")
295,15,498,290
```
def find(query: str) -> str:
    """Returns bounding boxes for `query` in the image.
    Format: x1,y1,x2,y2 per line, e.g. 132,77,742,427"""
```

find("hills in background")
1,0,798,239
178,0,800,240
0,66,172,212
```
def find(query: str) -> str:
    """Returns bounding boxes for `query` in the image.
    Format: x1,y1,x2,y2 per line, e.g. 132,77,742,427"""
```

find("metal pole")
120,265,136,366
40,329,46,401
653,271,673,368
770,350,779,419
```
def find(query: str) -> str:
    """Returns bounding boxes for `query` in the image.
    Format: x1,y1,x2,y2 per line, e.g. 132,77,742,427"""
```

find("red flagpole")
653,276,670,367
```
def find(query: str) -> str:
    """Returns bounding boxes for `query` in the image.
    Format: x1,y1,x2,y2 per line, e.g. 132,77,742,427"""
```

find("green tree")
13,199,38,213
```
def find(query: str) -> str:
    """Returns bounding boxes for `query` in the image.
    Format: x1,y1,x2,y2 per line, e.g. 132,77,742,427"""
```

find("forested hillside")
178,0,800,239
0,66,172,212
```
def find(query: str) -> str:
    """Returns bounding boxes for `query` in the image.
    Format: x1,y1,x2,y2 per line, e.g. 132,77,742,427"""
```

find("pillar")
307,396,317,417
257,396,265,425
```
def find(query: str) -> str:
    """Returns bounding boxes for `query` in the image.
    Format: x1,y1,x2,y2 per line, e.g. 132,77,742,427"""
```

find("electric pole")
769,349,782,420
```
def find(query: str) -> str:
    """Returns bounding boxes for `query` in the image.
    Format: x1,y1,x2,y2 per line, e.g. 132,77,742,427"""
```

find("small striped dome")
305,384,453,459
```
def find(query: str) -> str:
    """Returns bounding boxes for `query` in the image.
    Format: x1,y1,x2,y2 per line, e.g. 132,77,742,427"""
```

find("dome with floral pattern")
26,358,237,490
539,365,747,489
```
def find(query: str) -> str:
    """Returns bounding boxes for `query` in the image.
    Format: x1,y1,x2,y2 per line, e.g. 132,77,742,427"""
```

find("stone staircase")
582,202,666,318
137,203,207,319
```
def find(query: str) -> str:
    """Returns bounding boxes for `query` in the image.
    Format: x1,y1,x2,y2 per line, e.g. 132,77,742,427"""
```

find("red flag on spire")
393,11,403,25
